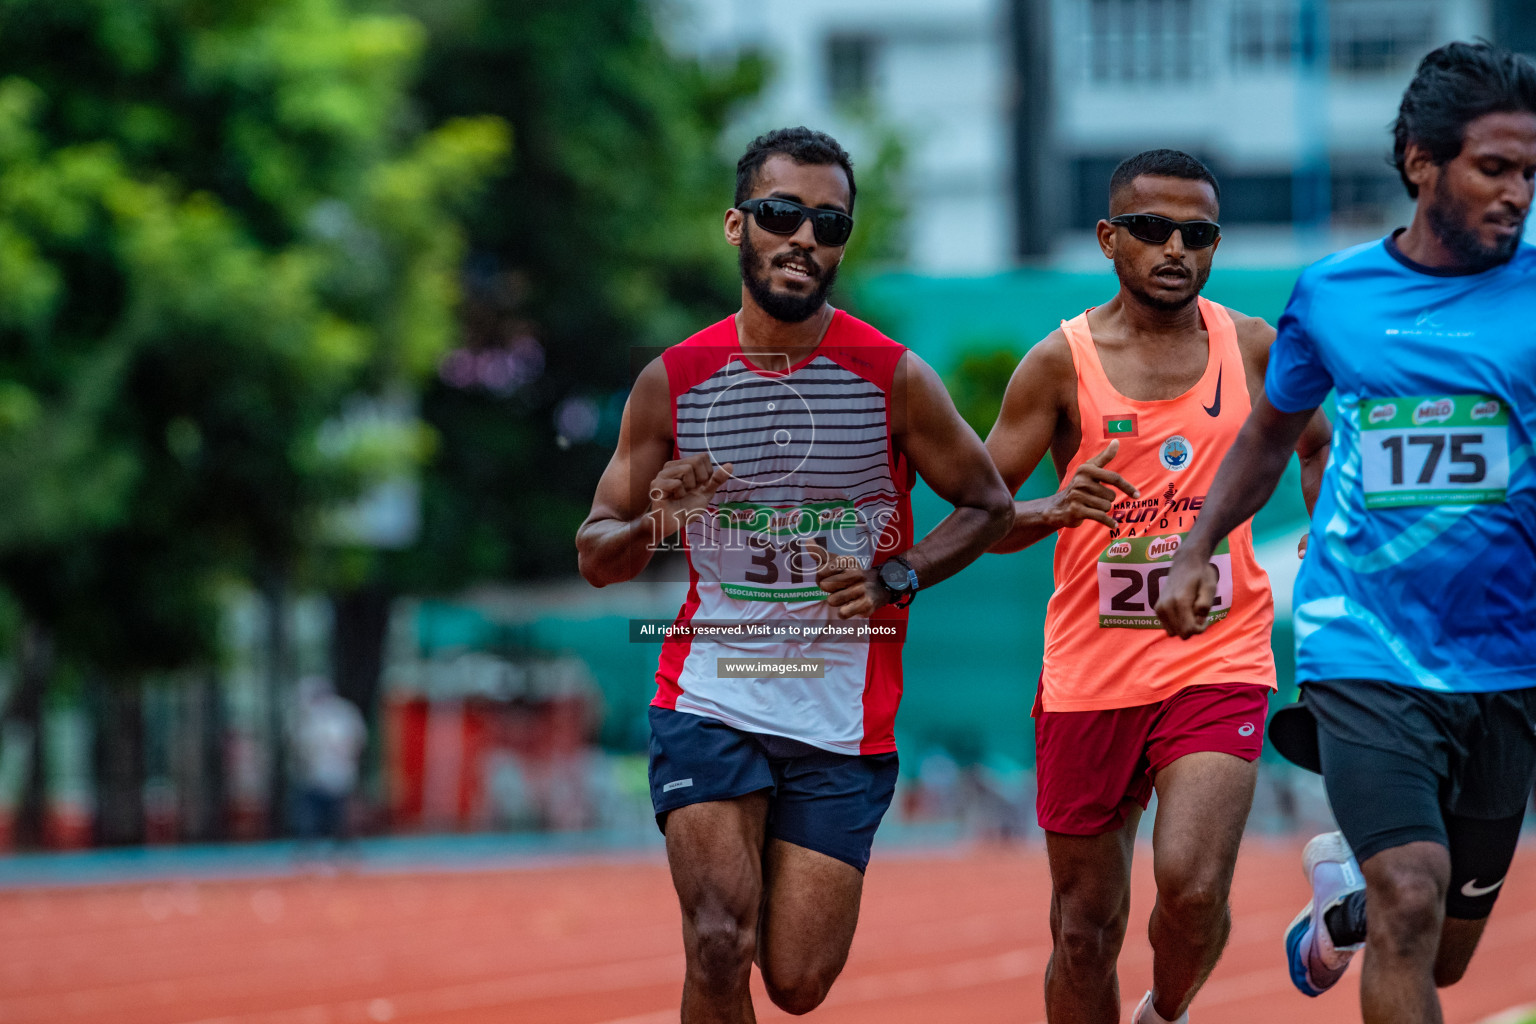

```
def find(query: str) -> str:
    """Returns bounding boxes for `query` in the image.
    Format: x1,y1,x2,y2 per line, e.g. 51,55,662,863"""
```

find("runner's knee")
763,966,836,1015
1052,897,1129,974
1366,863,1445,959
688,902,756,986
1154,861,1230,928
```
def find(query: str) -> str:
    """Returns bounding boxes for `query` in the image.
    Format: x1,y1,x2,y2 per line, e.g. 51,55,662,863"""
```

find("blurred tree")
290,0,771,764
946,346,1025,440
392,0,767,585
0,0,506,843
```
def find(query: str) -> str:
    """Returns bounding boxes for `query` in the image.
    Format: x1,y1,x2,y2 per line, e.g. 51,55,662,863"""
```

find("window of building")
1230,1,1294,69
826,34,878,106
1084,0,1200,84
1331,3,1436,75
1331,166,1405,225
1229,1,1437,76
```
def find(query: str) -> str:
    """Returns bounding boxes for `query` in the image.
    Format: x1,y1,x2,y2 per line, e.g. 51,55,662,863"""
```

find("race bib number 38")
713,501,870,602
1359,395,1509,509
1098,534,1232,629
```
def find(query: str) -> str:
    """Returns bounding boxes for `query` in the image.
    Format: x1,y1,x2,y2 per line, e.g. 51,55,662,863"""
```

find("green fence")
502,266,1315,766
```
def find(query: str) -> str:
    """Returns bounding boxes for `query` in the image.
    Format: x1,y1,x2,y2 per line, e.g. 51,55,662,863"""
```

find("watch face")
880,560,909,590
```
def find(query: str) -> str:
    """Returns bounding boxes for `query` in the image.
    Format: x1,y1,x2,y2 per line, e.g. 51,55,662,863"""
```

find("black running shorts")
1285,678,1536,919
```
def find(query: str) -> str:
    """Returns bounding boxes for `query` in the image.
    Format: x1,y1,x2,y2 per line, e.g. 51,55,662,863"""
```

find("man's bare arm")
1234,311,1332,517
984,332,1139,554
1154,393,1317,637
818,352,1014,618
576,359,730,587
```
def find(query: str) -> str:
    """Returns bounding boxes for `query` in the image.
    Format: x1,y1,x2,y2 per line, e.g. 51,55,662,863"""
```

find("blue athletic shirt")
1266,232,1536,692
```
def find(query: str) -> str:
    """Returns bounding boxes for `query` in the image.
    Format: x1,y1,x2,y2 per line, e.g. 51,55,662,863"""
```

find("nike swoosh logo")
1202,365,1222,417
1461,877,1505,898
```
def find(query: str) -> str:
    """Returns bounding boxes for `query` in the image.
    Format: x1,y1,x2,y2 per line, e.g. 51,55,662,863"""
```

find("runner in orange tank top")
984,151,1332,1024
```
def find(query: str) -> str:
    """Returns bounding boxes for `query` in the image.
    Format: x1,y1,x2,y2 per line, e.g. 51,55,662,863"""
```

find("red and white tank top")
652,311,914,754
1040,297,1277,712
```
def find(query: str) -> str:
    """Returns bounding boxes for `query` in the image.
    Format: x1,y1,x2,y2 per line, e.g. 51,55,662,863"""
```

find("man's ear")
724,208,745,247
1095,219,1117,259
1403,141,1439,195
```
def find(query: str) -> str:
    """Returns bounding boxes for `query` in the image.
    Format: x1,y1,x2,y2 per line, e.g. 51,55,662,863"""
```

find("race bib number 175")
1098,534,1232,629
1359,395,1509,509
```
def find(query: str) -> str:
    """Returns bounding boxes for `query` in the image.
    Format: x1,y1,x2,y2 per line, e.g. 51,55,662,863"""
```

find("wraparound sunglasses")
737,198,855,247
1109,213,1221,249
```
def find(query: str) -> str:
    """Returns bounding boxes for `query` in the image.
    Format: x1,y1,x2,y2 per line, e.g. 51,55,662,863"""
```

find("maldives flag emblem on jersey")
1104,414,1139,438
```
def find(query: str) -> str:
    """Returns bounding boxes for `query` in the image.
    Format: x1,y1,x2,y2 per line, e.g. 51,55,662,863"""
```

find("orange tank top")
1039,298,1276,712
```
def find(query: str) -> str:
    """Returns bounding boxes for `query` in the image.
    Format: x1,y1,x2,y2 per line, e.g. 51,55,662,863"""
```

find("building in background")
1051,0,1489,265
663,0,1517,272
661,0,1015,274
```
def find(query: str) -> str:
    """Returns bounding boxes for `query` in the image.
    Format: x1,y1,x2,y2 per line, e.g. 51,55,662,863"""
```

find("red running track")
0,840,1532,1024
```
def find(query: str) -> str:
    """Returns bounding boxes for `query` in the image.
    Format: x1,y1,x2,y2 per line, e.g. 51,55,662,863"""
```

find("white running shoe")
1133,990,1188,1024
1284,831,1366,997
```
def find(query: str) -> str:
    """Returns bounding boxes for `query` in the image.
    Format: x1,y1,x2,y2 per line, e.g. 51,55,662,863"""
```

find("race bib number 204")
1098,534,1232,629
1359,395,1509,509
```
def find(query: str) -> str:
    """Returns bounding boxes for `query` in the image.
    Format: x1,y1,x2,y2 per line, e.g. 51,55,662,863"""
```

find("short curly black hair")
735,127,856,211
1393,41,1536,199
1108,149,1220,211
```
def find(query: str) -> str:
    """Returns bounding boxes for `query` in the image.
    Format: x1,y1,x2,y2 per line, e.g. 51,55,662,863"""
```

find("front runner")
1156,42,1536,1024
985,149,1330,1024
577,126,1012,1022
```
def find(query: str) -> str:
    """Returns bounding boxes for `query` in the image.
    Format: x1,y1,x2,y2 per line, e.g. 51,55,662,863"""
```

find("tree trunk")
179,671,226,842
92,678,145,846
330,585,390,725
330,584,391,829
261,567,292,838
4,620,53,850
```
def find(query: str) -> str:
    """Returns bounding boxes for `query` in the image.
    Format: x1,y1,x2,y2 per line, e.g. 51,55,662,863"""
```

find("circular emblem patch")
1159,435,1193,472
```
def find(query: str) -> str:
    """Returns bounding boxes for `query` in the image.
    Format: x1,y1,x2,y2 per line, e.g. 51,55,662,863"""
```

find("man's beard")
740,229,838,323
1113,252,1210,311
1427,173,1525,272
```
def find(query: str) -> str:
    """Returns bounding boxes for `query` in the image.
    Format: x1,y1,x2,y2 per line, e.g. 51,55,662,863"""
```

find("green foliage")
944,345,1024,440
0,0,507,671
392,0,767,583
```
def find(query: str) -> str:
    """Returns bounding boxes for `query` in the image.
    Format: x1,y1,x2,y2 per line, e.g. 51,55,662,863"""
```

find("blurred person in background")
290,675,367,855
577,126,1011,1022
1158,41,1536,1024
985,149,1330,1024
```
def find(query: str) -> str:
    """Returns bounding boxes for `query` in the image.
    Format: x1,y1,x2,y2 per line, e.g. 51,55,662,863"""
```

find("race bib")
713,501,871,602
1098,533,1232,629
1359,395,1509,508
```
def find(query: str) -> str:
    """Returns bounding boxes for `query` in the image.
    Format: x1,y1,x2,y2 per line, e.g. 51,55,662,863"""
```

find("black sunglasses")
1109,214,1221,249
737,198,855,247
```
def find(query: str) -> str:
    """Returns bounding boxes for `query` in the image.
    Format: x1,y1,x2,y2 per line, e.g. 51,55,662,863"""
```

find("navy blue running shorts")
647,706,899,873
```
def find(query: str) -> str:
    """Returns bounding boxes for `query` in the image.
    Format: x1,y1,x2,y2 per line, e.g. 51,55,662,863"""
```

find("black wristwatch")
877,556,920,608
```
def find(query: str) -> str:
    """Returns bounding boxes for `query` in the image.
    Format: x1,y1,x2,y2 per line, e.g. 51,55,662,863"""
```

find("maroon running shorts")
1034,682,1270,836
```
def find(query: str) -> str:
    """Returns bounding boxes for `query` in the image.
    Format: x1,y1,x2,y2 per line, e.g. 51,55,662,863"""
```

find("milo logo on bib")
1359,395,1510,508
713,500,869,602
1098,533,1233,629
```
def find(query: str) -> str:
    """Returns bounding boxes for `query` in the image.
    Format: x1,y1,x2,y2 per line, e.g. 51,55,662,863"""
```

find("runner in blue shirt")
1155,41,1536,1024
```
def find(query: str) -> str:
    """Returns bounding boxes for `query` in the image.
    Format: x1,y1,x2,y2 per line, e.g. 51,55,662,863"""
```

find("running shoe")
1133,990,1188,1024
1284,831,1366,997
